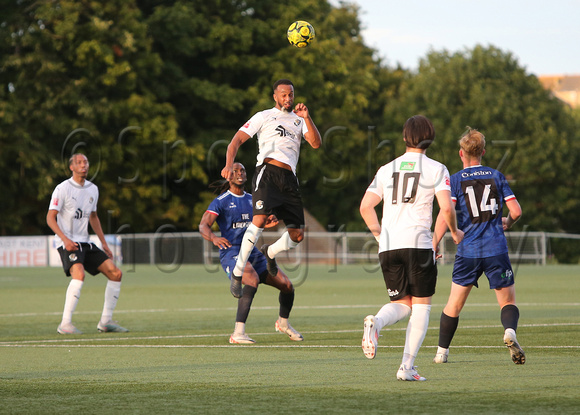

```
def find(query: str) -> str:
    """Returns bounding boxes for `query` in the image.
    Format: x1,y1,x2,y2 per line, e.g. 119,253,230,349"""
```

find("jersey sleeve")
239,111,264,138
301,117,309,136
365,167,385,200
206,197,221,217
497,172,516,201
48,185,63,212
434,165,452,194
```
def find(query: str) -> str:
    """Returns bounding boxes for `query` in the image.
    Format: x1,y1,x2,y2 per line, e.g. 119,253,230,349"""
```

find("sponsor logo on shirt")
232,222,250,229
400,162,416,171
445,176,450,186
52,198,59,206
461,170,492,178
243,121,251,128
229,202,237,209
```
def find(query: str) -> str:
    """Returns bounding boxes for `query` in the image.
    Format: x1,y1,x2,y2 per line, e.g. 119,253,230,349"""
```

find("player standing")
221,79,321,298
47,153,128,334
359,115,463,381
432,128,525,364
200,162,303,342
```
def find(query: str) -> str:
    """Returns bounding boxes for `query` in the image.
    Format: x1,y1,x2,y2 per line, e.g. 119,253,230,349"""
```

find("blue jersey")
451,165,516,258
206,191,253,246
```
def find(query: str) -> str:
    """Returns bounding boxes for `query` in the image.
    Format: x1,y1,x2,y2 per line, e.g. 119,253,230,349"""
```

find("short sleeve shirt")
49,178,99,248
206,191,254,246
366,152,451,252
451,165,516,258
239,107,309,174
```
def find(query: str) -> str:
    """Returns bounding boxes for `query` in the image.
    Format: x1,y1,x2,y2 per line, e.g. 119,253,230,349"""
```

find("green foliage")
1,2,579,238
384,45,580,233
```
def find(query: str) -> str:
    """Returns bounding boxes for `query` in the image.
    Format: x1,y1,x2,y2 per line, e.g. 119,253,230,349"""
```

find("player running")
432,128,525,365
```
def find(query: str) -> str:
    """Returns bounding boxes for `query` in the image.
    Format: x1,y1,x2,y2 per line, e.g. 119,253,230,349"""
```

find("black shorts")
252,163,305,228
378,248,437,300
58,242,109,276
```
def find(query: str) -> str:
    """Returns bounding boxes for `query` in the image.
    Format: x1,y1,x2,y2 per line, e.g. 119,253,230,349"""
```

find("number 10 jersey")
366,152,451,252
451,165,516,258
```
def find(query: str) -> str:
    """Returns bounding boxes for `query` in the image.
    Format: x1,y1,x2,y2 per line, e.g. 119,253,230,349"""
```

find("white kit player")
221,79,321,299
359,115,464,381
47,153,128,334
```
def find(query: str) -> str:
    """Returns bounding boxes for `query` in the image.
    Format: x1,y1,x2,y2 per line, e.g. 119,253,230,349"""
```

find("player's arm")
359,191,382,241
221,130,251,180
294,103,321,149
435,190,464,245
432,199,456,256
46,209,78,252
199,211,231,250
89,211,112,258
503,198,522,230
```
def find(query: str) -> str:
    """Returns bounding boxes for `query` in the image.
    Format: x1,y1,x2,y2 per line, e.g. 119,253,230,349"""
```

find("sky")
332,0,580,76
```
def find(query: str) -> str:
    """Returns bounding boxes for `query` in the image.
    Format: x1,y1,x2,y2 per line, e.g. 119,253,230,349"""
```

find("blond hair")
459,128,485,158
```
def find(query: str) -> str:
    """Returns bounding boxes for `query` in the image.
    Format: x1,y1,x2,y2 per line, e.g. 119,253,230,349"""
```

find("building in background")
538,75,580,108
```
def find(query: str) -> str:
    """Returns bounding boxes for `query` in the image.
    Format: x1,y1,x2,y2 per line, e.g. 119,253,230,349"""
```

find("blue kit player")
432,128,525,365
199,162,303,344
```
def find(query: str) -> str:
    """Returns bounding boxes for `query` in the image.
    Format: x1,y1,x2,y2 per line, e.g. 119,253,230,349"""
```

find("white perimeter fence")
3,231,580,269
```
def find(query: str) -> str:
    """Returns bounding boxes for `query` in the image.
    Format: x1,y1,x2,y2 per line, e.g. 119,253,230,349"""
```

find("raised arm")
294,103,321,149
221,130,251,180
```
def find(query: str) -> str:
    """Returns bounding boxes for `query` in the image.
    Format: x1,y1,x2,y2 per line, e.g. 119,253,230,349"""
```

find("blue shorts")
220,246,268,282
452,253,514,289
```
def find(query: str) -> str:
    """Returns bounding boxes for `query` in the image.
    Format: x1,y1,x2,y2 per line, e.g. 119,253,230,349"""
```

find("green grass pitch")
1,263,579,414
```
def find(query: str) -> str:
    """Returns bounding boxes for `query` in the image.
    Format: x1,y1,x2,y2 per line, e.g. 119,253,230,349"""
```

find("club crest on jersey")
89,197,94,203
294,119,301,126
400,162,416,171
69,253,78,262
255,200,264,210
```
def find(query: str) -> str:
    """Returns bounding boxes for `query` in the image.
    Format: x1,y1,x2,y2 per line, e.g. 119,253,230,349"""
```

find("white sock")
100,280,121,324
234,321,246,335
61,279,83,325
233,224,263,276
268,231,298,258
374,303,411,332
402,304,431,369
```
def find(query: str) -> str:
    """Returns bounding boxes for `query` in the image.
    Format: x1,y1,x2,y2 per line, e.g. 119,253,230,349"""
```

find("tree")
382,45,580,233
0,0,206,235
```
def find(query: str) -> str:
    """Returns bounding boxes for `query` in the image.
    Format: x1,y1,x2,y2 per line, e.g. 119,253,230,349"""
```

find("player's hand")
451,229,464,245
502,217,510,231
293,103,309,118
265,215,279,229
102,243,113,259
212,236,231,250
64,239,79,252
221,166,233,181
433,242,443,260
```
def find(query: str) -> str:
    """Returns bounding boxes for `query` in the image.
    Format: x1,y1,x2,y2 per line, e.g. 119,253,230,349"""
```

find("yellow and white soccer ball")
287,20,315,48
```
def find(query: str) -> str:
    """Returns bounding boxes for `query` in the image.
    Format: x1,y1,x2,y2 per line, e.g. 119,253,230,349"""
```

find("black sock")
278,290,295,319
438,312,459,349
236,285,257,323
501,304,519,331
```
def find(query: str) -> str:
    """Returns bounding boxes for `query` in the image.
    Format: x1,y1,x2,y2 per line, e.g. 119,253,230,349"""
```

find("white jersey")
48,178,99,248
239,107,309,174
366,152,451,252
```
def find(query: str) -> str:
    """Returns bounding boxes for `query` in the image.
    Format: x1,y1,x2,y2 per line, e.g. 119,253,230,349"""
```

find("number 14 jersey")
451,165,516,258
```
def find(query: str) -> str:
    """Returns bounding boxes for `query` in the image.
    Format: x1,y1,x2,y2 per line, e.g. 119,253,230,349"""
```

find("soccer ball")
287,21,315,48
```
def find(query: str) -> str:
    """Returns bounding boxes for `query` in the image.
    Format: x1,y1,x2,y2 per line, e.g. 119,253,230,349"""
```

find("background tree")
379,45,580,234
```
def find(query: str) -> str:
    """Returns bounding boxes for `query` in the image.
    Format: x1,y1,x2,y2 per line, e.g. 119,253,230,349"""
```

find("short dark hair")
273,79,293,92
69,153,87,166
403,115,435,149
